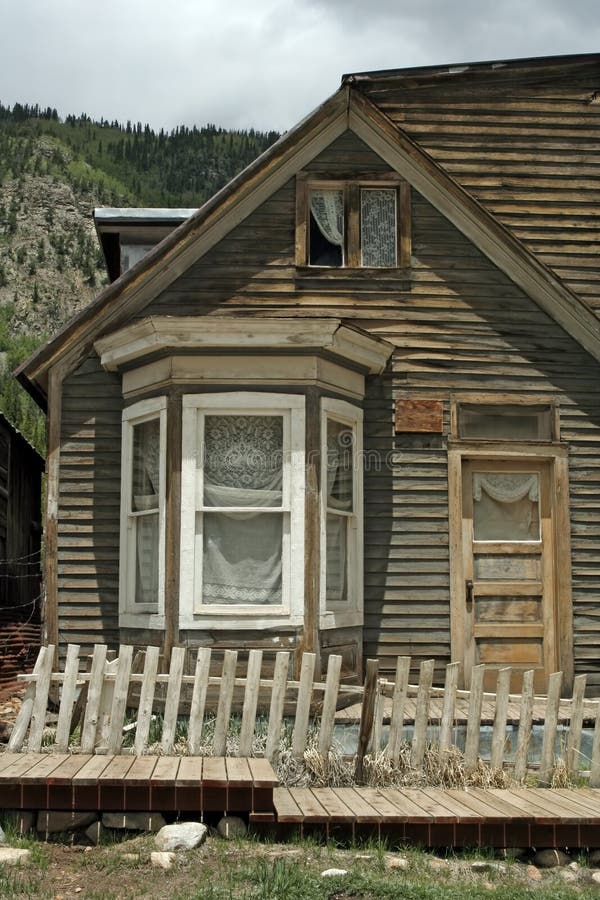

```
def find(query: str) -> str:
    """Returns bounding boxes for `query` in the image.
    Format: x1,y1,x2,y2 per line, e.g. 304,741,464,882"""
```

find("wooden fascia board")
18,87,351,396
348,89,600,363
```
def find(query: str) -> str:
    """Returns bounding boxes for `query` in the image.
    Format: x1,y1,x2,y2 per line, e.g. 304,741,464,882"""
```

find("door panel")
462,460,557,692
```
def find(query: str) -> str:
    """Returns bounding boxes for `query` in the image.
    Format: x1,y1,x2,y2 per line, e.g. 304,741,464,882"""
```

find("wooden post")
566,673,587,775
590,700,600,788
439,661,460,753
539,671,562,786
387,656,410,762
8,647,46,751
44,366,64,658
464,664,485,774
28,644,55,752
514,669,535,781
265,651,290,762
411,659,434,769
490,667,511,771
355,658,378,783
81,643,109,754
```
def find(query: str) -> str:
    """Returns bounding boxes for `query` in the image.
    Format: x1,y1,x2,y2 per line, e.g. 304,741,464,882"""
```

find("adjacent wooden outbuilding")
17,53,600,694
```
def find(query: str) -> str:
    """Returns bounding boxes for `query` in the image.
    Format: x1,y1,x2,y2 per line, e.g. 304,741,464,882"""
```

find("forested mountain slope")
0,102,279,450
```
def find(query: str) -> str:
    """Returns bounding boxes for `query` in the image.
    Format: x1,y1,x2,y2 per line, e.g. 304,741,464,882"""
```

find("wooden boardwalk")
0,753,277,816
259,786,600,847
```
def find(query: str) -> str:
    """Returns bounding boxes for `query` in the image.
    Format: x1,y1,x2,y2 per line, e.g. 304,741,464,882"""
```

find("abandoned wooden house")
16,53,600,695
0,414,44,695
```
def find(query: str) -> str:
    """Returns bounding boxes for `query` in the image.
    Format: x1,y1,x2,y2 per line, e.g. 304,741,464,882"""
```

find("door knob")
466,579,474,607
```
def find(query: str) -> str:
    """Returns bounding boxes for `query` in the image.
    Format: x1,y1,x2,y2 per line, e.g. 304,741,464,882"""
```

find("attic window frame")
295,172,411,270
450,395,560,444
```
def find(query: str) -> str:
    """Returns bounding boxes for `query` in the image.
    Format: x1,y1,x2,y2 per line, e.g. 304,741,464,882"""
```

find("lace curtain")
326,420,353,604
310,190,344,249
473,472,540,542
361,189,397,267
132,419,160,606
200,415,284,605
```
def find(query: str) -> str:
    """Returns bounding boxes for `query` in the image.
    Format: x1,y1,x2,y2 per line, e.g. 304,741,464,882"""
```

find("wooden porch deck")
0,753,277,816
255,786,600,847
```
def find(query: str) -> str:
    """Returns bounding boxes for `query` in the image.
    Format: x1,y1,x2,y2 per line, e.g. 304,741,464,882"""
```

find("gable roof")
17,55,600,406
345,53,600,316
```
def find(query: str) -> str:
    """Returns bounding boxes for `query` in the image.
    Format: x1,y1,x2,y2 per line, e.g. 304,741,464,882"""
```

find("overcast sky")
2,0,600,134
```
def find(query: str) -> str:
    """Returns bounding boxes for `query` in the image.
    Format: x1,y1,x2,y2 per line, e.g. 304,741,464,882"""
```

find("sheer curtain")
325,420,353,605
200,415,284,605
473,472,540,542
310,190,344,249
360,189,397,267
132,419,160,606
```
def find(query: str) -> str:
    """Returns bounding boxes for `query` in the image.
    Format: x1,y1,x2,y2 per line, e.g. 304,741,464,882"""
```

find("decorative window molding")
320,397,363,629
179,392,305,629
119,396,167,629
295,173,411,270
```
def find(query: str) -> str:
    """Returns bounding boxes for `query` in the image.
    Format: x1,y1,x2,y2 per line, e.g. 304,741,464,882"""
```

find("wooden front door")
461,459,558,692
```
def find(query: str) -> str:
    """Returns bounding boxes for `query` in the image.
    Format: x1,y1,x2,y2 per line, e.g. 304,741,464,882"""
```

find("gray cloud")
1,0,599,133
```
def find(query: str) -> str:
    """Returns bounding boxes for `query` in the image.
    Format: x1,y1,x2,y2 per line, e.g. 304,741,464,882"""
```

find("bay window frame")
119,395,167,628
320,397,364,629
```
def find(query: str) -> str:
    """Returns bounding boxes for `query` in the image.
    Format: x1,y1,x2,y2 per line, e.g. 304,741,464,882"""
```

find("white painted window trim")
119,395,167,629
179,392,305,630
319,397,364,629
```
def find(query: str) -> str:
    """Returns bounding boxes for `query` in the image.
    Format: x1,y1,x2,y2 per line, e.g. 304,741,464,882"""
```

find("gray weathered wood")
160,646,186,754
566,673,587,775
239,649,263,757
28,644,56,752
387,656,410,761
133,645,160,755
514,669,535,781
411,659,435,769
464,664,485,774
590,700,600,788
292,652,316,760
55,643,80,753
213,649,238,756
490,667,511,770
81,643,108,754
8,647,45,751
539,670,562,786
107,645,134,755
265,651,290,762
439,661,460,753
355,658,379,782
188,647,211,755
317,654,342,758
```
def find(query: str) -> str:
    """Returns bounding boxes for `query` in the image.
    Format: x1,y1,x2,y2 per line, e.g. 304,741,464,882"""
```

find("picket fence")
8,643,600,787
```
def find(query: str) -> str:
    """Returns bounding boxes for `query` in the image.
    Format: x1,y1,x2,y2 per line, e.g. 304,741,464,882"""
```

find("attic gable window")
296,174,410,270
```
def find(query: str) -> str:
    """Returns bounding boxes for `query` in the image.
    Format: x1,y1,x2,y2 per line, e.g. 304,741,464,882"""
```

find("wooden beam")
164,391,182,662
298,388,321,674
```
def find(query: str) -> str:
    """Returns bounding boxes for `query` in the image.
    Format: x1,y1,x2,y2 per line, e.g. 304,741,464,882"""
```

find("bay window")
179,393,305,627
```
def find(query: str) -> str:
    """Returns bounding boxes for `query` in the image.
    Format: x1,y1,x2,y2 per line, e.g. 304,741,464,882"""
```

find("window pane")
326,513,347,604
473,472,540,541
309,190,344,266
202,511,283,604
132,418,160,511
202,415,283,507
459,404,553,440
135,512,159,604
326,419,353,510
361,188,397,267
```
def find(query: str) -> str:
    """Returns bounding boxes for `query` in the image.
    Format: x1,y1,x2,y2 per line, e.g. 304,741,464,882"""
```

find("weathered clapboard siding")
354,59,600,314
58,355,123,656
136,130,600,686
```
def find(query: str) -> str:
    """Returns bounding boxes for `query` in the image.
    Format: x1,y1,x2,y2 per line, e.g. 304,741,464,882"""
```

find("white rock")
0,848,31,866
0,825,5,845
155,822,207,852
216,815,247,840
151,851,176,870
385,855,409,870
471,861,492,873
591,871,600,885
525,865,542,881
321,868,348,877
103,812,166,832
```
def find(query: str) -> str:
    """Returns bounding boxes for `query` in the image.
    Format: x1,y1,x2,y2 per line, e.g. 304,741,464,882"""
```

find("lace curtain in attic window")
360,188,397,267
200,414,284,605
131,418,160,607
310,190,344,248
473,472,540,542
